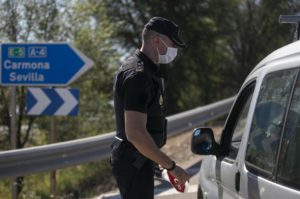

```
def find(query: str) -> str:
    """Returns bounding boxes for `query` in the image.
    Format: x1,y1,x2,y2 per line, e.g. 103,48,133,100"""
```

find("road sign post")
9,86,18,199
50,116,56,199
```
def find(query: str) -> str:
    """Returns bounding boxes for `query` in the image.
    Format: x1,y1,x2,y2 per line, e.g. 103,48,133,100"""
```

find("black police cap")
145,17,186,48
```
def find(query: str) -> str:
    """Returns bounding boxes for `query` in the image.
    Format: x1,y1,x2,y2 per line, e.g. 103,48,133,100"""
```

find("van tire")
197,185,204,199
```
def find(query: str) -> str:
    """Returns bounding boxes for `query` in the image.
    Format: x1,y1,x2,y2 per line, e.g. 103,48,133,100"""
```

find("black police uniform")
111,49,167,199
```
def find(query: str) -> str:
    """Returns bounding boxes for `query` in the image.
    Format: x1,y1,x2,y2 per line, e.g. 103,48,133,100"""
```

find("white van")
191,15,300,199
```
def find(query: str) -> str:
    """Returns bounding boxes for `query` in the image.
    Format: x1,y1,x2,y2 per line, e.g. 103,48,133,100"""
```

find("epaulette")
119,56,144,72
136,60,144,72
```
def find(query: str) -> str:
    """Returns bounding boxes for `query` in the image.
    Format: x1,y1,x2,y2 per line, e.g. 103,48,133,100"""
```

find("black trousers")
111,146,154,199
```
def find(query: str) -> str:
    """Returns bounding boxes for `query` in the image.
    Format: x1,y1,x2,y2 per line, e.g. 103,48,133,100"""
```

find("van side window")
227,90,253,159
222,82,255,160
246,69,297,177
277,73,300,190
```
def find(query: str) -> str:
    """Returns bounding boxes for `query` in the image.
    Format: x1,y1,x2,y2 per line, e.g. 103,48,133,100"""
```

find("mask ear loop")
156,38,166,63
150,35,161,64
159,38,169,48
157,38,169,58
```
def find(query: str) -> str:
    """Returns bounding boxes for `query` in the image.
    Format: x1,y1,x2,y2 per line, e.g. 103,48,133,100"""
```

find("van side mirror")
191,127,221,155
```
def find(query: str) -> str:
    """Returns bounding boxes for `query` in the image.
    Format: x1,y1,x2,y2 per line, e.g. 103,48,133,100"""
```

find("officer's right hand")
170,165,190,185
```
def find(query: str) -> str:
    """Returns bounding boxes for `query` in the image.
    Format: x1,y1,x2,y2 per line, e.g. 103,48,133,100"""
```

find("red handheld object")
162,169,189,193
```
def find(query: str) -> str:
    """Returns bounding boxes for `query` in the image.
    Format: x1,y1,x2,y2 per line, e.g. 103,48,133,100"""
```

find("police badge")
159,95,164,107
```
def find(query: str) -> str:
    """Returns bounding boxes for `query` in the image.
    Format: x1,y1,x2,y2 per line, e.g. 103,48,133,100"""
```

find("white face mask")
157,39,178,64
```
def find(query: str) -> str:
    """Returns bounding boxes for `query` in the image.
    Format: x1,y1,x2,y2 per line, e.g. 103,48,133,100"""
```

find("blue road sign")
0,43,93,86
26,87,79,116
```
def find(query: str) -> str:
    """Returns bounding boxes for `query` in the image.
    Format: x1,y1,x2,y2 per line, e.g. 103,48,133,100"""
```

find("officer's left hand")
170,165,190,186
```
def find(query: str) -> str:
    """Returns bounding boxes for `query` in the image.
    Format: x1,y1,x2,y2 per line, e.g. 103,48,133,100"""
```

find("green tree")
0,0,72,196
100,0,300,114
51,0,120,141
0,0,120,197
0,0,68,149
100,0,240,113
221,0,300,89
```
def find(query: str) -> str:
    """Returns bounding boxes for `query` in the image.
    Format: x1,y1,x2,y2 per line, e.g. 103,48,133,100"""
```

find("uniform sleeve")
123,73,150,113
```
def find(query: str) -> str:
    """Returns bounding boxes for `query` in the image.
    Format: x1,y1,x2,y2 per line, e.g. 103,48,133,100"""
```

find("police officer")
111,16,190,199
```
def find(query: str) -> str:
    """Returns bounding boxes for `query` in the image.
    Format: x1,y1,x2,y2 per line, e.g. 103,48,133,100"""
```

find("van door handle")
235,171,240,192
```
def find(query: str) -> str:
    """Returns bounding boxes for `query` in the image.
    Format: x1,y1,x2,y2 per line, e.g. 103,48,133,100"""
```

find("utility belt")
110,136,148,169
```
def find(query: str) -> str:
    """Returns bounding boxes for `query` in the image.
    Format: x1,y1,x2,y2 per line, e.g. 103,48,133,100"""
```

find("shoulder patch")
119,55,144,73
120,56,137,71
136,60,144,72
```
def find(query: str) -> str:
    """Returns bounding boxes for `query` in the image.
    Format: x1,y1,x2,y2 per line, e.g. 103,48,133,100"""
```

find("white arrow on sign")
27,88,51,115
55,88,78,115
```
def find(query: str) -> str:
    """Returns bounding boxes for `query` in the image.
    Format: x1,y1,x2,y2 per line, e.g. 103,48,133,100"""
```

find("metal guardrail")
0,97,235,179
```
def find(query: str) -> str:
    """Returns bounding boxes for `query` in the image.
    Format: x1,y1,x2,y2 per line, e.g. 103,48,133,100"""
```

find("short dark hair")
142,28,159,43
